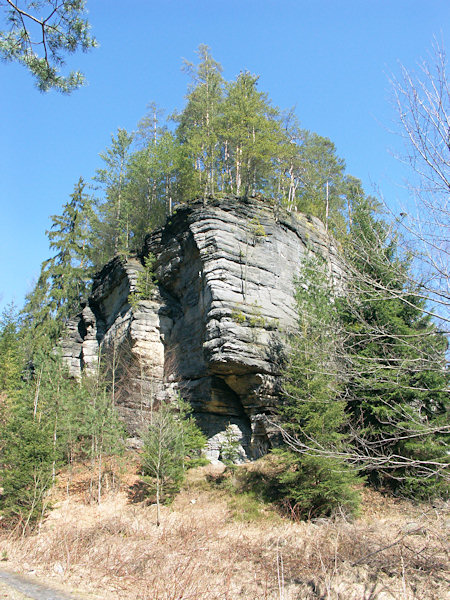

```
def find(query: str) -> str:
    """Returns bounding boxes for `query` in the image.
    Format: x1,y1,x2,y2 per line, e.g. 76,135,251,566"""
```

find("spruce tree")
21,177,93,351
45,177,93,318
339,192,449,498
0,304,24,399
141,397,206,525
273,256,361,519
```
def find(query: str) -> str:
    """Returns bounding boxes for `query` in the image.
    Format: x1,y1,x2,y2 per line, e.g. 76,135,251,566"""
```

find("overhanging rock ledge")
61,197,344,461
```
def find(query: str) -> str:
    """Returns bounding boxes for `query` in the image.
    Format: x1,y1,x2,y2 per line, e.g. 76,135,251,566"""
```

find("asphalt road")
0,570,82,600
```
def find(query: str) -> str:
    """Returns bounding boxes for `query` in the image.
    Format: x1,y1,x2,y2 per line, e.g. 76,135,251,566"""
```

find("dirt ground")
0,462,448,600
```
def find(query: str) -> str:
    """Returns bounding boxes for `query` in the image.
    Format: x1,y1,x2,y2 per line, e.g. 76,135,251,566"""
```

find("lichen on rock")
61,197,344,460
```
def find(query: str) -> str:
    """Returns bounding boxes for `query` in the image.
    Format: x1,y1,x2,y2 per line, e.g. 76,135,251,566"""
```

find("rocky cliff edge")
61,197,344,461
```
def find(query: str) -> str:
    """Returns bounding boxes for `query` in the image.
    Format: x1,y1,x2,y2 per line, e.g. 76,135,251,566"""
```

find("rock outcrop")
62,197,344,461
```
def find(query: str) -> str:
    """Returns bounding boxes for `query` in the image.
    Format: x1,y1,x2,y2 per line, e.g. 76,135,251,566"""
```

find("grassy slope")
0,458,448,600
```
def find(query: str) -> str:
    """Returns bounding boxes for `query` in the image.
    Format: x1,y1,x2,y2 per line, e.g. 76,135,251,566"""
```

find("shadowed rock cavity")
61,197,344,461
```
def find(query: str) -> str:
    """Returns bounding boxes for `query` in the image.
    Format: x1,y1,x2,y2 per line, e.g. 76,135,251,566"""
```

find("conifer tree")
94,128,134,264
45,177,93,317
0,304,24,399
176,44,224,197
221,71,284,196
0,346,125,525
273,256,361,518
339,192,449,497
0,351,77,527
127,106,178,244
21,177,93,350
141,397,206,525
0,0,96,92
294,133,346,232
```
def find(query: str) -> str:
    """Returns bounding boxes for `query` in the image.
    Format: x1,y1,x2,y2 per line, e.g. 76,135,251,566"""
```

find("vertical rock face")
62,197,344,461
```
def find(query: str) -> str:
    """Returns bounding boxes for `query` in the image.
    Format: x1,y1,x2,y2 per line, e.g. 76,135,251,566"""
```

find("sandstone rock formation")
62,197,344,461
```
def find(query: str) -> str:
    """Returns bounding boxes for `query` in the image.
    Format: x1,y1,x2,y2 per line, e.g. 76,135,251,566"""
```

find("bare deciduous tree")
390,39,449,328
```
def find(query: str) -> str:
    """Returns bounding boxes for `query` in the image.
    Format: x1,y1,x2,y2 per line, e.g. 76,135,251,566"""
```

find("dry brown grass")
0,462,448,600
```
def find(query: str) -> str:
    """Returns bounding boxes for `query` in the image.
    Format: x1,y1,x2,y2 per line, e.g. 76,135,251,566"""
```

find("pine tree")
176,44,224,197
141,397,206,525
127,110,178,244
221,71,285,196
94,128,134,264
278,113,346,231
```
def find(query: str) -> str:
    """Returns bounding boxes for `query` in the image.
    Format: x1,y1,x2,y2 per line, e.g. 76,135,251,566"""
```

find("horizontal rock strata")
62,197,344,461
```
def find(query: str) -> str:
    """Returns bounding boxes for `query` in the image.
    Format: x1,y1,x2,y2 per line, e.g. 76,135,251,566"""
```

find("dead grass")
0,461,448,600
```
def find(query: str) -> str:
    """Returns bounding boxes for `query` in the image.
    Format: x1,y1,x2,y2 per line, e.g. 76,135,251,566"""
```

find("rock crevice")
62,197,343,460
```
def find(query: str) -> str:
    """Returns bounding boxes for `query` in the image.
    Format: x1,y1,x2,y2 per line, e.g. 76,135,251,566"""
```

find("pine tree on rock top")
93,128,135,265
176,44,225,198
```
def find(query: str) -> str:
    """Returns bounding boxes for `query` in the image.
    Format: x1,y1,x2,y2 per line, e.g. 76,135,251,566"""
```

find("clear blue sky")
0,0,449,313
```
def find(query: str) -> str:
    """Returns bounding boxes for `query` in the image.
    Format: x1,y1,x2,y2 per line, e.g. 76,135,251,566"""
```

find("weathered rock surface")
62,197,344,461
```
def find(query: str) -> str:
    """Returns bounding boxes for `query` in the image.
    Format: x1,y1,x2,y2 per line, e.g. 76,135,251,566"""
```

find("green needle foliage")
0,333,124,529
128,253,157,309
21,177,94,352
0,304,24,399
4,44,447,525
22,45,363,333
140,396,206,525
0,0,96,92
338,192,449,498
273,256,361,519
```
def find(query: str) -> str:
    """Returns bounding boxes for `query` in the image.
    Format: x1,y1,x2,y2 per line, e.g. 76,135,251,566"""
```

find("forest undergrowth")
0,458,448,600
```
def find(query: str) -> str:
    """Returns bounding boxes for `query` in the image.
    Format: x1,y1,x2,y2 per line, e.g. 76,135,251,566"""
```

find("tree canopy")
3,45,447,527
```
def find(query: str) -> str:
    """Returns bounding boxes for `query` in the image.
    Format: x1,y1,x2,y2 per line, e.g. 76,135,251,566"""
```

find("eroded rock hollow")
62,198,344,461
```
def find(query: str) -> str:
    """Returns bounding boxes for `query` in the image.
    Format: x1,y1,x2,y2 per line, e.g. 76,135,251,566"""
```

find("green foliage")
0,350,124,528
231,307,246,324
0,1,96,92
272,256,362,519
270,450,361,519
45,177,94,313
22,44,364,323
0,402,55,526
219,423,241,465
0,304,24,398
176,396,209,469
140,396,206,523
231,301,276,329
276,114,347,232
338,193,449,498
249,217,267,240
0,352,73,526
220,71,285,196
128,253,156,309
5,43,447,524
283,256,344,415
175,44,224,198
21,177,94,351
93,129,135,264
207,465,279,522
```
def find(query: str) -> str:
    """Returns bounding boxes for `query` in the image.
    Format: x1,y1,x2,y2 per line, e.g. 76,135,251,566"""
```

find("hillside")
0,459,448,600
